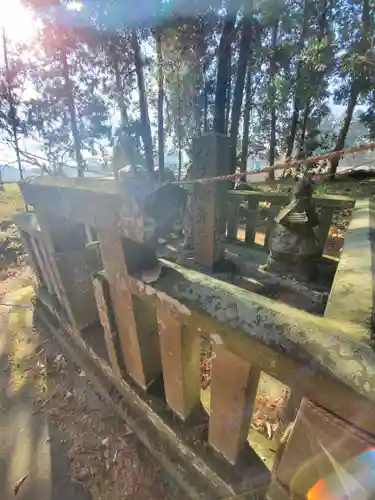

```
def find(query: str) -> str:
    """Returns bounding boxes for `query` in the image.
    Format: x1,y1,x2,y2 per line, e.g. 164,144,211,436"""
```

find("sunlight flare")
0,0,37,43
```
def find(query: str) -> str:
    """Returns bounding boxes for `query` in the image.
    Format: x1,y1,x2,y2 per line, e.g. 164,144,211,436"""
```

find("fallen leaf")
14,475,28,495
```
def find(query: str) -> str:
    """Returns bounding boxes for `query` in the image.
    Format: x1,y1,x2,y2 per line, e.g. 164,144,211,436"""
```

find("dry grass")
0,184,24,222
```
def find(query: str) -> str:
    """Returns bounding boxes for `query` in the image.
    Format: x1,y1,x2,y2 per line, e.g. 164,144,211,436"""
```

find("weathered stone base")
261,255,319,282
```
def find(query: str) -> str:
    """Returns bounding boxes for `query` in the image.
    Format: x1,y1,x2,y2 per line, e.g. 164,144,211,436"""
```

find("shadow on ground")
0,285,90,500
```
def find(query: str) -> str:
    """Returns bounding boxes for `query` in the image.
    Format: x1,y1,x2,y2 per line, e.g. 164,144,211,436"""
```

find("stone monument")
190,134,230,271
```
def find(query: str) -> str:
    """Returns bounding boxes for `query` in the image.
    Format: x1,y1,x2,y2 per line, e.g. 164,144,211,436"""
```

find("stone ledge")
325,198,375,345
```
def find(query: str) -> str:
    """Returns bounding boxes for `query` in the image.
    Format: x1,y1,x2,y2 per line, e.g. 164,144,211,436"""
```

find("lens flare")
307,448,375,500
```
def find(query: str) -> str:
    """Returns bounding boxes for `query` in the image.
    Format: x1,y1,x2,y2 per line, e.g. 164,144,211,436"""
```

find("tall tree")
60,44,84,176
285,0,310,159
155,27,165,179
131,29,154,172
329,0,372,176
229,14,253,173
2,30,23,179
241,66,252,172
268,20,279,179
213,4,237,134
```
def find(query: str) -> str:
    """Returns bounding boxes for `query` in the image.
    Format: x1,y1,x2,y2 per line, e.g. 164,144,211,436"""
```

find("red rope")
176,140,375,185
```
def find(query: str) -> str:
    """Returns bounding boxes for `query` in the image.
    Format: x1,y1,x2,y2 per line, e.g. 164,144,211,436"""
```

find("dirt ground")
0,264,187,500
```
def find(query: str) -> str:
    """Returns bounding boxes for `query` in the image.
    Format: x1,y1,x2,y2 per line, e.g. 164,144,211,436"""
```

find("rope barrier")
175,140,375,185
2,138,375,186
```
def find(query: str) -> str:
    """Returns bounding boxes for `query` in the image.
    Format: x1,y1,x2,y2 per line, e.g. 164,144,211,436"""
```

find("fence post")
92,274,122,379
316,206,335,256
227,197,239,241
191,133,230,270
245,199,258,246
156,300,200,419
97,226,161,389
209,342,260,464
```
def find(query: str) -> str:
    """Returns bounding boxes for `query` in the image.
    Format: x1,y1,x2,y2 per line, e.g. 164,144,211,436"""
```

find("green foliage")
0,0,373,177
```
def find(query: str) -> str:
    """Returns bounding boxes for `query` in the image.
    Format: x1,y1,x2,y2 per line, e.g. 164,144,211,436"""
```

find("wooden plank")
316,206,335,256
245,199,258,245
35,237,64,303
209,343,260,464
20,231,43,286
92,275,122,378
274,398,375,498
34,210,77,327
156,300,200,419
226,197,239,241
54,247,100,330
97,226,160,389
30,236,54,291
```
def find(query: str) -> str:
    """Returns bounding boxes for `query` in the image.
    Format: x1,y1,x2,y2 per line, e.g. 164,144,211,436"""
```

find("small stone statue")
263,175,320,281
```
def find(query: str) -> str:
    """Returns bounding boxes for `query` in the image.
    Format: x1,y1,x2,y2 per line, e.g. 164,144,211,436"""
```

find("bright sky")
0,0,38,44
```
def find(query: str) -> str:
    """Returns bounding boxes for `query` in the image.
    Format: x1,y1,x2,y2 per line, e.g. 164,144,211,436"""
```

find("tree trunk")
268,21,279,180
297,99,310,158
296,0,328,161
329,0,369,177
285,0,310,159
2,28,23,181
225,49,231,134
203,64,209,133
329,84,359,176
131,29,154,172
213,12,236,134
60,46,84,177
178,141,182,181
194,87,202,135
155,29,165,180
241,67,252,172
112,49,129,128
229,16,253,173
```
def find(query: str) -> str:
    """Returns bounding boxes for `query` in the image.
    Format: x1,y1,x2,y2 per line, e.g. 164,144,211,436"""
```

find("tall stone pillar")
191,134,230,270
